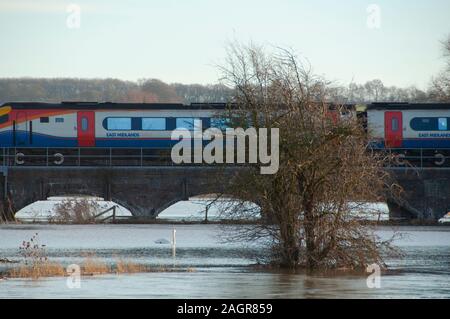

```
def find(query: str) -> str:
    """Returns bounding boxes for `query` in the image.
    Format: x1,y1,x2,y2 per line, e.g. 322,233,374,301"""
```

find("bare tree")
444,36,450,69
328,80,427,104
216,43,399,270
364,79,386,102
138,79,182,103
429,35,450,102
430,74,450,102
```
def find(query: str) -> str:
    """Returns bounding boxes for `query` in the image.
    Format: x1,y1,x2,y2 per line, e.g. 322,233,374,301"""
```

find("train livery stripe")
0,106,12,116
0,130,200,148
0,110,75,129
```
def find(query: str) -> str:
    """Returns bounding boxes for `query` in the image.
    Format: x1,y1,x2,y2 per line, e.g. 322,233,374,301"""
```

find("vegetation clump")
52,198,100,224
3,235,196,279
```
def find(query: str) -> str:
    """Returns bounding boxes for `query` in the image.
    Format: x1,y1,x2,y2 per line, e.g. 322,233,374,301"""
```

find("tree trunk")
304,200,317,270
279,218,300,268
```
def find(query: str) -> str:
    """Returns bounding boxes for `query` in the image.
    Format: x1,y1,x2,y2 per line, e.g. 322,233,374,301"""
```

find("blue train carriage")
367,102,450,166
0,102,228,148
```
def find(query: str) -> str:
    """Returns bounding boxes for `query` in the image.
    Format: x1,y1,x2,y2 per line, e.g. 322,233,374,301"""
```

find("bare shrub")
19,233,47,266
215,42,400,270
9,233,65,279
53,198,101,224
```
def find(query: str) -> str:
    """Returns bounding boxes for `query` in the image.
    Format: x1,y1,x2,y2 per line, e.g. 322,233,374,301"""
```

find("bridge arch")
2,167,234,220
156,193,261,221
14,195,132,222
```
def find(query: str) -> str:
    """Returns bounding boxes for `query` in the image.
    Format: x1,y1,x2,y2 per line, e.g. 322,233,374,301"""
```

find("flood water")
0,224,449,298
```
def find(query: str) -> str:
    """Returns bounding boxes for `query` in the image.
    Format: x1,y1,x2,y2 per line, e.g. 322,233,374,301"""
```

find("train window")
81,117,88,131
410,117,450,131
0,114,8,124
107,118,131,130
142,118,166,130
176,118,199,130
55,118,64,123
391,118,399,131
438,118,447,131
40,117,49,123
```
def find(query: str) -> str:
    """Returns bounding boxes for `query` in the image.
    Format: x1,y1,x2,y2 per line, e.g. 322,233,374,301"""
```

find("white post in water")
172,228,176,258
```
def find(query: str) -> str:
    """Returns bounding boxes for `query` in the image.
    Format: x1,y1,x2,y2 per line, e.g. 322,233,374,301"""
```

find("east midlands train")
0,102,227,148
367,102,450,149
0,101,450,149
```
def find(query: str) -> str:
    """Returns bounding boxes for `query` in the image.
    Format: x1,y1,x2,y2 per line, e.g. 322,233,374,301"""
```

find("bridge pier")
0,171,5,221
388,168,450,220
0,168,15,221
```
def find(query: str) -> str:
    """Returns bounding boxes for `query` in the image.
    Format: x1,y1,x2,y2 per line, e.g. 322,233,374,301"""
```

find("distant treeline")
0,78,233,105
329,79,431,104
0,77,446,105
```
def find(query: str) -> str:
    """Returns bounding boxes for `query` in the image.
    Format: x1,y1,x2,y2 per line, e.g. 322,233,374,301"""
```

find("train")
0,102,227,148
1,101,450,149
367,102,450,149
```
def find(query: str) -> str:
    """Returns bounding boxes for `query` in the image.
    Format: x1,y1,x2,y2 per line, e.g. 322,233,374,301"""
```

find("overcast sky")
0,0,449,89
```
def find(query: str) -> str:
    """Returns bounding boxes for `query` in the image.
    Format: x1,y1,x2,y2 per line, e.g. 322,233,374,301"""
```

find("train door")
77,111,95,147
384,111,403,148
15,111,28,146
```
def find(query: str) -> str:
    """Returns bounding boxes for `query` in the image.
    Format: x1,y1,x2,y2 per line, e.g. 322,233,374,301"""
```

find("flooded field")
0,224,449,298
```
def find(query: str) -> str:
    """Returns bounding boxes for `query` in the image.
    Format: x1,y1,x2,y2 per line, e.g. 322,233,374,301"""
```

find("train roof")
6,101,450,111
0,102,230,110
1,102,357,111
367,102,450,110
2,101,357,110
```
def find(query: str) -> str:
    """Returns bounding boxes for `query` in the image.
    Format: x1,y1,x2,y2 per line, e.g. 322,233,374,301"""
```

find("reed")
115,260,148,273
81,256,110,275
6,240,197,279
8,262,65,279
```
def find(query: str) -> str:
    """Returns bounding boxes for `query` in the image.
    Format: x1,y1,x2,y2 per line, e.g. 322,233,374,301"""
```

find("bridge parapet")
3,147,450,169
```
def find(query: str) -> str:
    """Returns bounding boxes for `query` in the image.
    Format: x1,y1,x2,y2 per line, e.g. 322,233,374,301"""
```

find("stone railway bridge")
0,166,236,220
1,165,449,221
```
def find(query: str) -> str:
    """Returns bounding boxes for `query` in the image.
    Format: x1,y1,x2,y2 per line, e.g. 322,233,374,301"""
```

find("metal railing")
0,147,177,167
2,147,450,169
383,148,450,169
93,205,120,223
